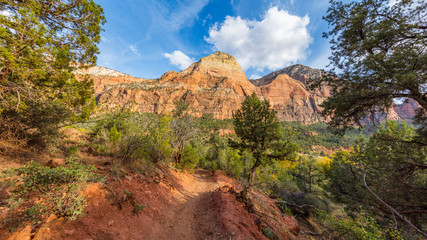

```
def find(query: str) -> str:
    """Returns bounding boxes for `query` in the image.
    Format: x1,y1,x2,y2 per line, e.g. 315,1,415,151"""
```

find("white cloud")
205,7,312,71
250,74,262,79
130,45,141,57
163,50,195,70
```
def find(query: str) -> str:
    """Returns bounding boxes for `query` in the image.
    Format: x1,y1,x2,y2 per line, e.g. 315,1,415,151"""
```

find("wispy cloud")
100,34,110,43
143,0,210,33
308,46,331,70
206,7,312,71
163,50,195,70
249,74,262,79
130,45,141,57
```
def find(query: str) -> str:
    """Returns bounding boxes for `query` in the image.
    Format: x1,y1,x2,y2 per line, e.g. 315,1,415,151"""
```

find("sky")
94,0,332,79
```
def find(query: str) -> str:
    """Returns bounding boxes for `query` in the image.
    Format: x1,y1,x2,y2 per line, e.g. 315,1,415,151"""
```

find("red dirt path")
2,168,300,240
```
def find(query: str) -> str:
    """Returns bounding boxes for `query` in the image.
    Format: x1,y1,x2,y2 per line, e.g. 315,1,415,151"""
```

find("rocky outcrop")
91,52,256,119
393,99,419,120
82,52,418,123
255,74,323,123
252,65,329,123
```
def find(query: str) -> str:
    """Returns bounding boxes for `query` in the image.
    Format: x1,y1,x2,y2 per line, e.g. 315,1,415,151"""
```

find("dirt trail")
2,168,274,240
152,169,226,240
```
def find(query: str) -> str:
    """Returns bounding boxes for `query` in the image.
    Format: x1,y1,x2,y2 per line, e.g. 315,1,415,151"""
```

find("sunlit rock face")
79,52,417,123
252,64,330,123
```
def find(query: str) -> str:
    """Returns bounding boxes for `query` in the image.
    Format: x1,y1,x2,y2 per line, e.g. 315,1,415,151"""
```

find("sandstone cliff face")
91,52,256,119
83,52,418,123
255,74,323,123
252,65,329,123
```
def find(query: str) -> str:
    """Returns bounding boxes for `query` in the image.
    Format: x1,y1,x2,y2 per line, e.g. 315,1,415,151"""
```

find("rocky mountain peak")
179,51,249,86
74,66,130,77
81,52,418,123
198,51,241,69
252,64,324,87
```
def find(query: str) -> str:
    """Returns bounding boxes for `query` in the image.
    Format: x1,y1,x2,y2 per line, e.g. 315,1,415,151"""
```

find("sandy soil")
1,167,299,240
151,169,226,239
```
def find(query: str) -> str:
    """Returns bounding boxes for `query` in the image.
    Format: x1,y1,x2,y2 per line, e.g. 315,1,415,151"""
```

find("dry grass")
0,123,44,170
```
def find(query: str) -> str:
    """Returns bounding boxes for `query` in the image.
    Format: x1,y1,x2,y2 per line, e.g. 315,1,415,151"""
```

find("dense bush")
317,210,403,240
177,144,200,171
328,121,427,236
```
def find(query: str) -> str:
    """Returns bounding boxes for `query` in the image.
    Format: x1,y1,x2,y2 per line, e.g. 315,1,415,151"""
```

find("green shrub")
91,111,132,138
65,145,80,156
177,144,199,171
132,116,173,163
317,210,401,240
224,148,242,178
109,124,122,143
1,158,99,228
262,227,276,239
120,117,173,163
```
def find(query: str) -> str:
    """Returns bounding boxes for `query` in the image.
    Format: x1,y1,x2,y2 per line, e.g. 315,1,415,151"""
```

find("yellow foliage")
279,159,298,170
317,156,332,172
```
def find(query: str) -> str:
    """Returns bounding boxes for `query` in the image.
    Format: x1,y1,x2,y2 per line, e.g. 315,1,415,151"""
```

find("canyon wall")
79,52,417,123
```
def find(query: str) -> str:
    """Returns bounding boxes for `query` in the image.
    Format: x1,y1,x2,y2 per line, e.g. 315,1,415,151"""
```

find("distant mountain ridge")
78,51,418,123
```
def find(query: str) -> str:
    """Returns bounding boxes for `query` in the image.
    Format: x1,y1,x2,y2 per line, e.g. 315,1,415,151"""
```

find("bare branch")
361,174,427,237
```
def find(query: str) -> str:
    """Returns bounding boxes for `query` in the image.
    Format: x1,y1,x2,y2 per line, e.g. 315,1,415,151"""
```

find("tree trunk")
241,160,260,200
308,166,312,193
175,150,181,165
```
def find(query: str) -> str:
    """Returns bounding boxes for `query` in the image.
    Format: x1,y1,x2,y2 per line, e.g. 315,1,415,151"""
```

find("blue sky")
95,0,332,79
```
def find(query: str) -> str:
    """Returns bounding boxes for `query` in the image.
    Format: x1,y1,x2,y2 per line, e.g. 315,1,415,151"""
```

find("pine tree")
314,0,426,138
0,0,105,144
232,92,298,199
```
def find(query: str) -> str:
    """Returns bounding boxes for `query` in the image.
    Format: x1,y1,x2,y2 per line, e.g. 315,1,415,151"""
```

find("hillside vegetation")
1,0,426,239
1,103,425,239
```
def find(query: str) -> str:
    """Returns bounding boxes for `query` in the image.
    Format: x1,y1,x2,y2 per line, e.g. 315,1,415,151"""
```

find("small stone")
46,158,65,168
108,220,114,227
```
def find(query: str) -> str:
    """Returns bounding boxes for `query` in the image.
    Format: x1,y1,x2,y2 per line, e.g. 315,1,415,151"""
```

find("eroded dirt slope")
2,167,301,240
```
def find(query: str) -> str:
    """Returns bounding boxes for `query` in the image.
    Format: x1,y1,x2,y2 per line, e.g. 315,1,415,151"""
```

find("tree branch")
361,174,427,237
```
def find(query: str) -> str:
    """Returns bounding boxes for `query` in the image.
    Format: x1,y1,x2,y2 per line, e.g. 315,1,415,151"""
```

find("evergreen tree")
0,0,105,144
232,92,298,199
329,121,427,236
314,0,426,137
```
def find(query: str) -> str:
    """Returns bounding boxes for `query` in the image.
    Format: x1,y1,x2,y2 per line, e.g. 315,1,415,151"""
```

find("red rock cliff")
81,52,417,123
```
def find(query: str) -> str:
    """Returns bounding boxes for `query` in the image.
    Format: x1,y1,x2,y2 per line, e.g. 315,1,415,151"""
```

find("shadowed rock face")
81,51,418,123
